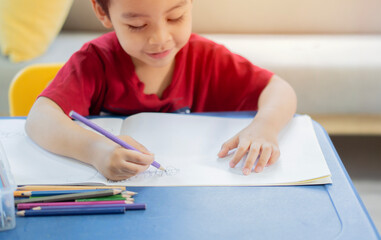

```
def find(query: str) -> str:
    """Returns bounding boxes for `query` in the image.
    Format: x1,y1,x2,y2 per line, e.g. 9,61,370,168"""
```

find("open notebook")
0,113,331,186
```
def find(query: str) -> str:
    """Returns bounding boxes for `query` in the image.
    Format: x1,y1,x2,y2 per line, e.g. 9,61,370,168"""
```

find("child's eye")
128,24,146,31
168,16,183,23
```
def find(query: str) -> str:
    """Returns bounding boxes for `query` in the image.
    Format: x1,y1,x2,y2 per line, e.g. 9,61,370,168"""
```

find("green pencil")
76,195,133,202
14,189,122,205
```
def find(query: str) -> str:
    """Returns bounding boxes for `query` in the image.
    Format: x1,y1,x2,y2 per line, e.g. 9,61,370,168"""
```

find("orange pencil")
16,185,137,196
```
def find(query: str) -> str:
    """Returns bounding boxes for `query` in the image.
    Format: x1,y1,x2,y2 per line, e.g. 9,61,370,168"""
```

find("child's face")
102,0,192,69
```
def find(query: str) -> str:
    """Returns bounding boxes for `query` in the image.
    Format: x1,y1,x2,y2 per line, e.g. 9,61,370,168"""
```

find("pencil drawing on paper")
0,131,26,139
106,166,180,184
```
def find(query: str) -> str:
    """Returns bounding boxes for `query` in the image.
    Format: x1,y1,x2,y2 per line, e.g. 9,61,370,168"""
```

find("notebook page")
116,113,331,186
0,118,123,185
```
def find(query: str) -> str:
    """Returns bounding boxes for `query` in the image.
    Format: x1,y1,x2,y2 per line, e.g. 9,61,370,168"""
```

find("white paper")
0,113,331,187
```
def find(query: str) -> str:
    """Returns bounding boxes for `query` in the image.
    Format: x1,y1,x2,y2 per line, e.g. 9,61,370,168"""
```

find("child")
25,0,297,181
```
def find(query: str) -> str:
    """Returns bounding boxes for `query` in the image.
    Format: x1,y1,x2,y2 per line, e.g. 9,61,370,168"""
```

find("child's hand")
217,123,280,175
93,136,154,181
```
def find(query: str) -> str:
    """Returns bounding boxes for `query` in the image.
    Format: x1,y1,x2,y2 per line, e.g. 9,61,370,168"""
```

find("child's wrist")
249,115,280,135
84,138,118,166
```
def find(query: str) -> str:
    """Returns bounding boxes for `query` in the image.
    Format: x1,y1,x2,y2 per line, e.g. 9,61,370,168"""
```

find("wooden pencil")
17,185,126,190
16,185,137,195
32,203,146,211
14,189,122,205
28,193,132,200
75,195,134,202
15,189,116,197
17,200,134,210
17,207,125,217
15,191,135,198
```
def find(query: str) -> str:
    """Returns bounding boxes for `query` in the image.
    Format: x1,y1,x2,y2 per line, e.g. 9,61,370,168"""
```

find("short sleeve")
40,44,106,116
197,43,273,111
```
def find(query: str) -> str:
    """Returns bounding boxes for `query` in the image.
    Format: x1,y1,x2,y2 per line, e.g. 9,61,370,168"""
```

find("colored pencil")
75,195,133,202
17,185,126,190
14,197,29,200
16,185,136,195
16,185,136,194
17,200,134,210
14,189,122,205
32,203,146,211
17,207,125,217
122,190,137,196
69,110,165,171
16,189,136,197
15,189,120,197
28,193,132,200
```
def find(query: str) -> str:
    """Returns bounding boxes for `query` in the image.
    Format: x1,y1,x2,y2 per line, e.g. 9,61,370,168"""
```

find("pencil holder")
0,140,16,231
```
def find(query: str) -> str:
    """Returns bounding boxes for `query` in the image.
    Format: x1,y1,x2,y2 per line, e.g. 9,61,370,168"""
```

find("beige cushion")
63,0,381,34
204,34,381,114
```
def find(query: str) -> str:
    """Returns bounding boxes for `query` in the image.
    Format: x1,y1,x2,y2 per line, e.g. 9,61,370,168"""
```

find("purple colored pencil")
17,200,132,210
33,203,146,211
69,110,165,171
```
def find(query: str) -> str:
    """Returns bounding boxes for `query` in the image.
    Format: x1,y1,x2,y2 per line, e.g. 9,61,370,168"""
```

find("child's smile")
146,49,173,60
99,0,192,69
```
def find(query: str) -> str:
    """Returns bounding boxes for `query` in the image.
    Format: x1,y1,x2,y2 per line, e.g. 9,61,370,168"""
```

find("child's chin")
146,58,174,68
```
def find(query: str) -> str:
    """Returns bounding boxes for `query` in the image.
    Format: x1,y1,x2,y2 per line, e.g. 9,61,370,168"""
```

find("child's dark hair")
96,0,110,18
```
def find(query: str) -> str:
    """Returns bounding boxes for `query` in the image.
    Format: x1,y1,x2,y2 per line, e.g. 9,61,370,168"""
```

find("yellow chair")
8,63,63,116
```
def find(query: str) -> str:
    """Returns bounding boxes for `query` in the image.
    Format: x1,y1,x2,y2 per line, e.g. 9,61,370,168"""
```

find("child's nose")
148,25,171,45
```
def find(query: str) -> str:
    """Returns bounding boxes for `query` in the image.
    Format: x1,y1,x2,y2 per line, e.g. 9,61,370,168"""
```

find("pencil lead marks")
131,166,180,179
161,166,180,176
106,166,180,184
0,131,26,138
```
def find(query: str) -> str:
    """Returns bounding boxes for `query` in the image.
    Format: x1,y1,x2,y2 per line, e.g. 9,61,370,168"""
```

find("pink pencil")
17,200,133,210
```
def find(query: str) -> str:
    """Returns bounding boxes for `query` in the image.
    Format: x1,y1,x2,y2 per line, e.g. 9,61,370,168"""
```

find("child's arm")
217,75,297,175
25,97,154,181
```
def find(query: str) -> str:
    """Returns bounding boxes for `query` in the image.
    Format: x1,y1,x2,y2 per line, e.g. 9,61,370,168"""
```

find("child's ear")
90,0,113,29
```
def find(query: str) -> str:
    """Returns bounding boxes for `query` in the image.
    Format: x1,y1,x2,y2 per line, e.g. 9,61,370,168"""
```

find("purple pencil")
17,200,133,210
69,110,165,171
32,203,146,211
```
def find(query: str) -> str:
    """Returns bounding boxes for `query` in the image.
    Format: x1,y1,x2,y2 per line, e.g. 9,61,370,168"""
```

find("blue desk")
0,112,380,240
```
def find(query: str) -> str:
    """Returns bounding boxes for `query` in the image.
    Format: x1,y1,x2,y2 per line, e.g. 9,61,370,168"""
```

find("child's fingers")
218,137,238,158
122,149,154,166
229,139,250,168
242,143,261,175
111,147,154,168
107,161,151,181
254,143,273,173
119,160,151,175
118,135,153,155
266,146,280,167
99,151,153,181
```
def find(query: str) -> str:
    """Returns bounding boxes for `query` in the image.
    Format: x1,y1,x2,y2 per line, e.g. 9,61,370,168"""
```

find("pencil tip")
22,191,31,196
159,166,166,171
16,211,25,217
121,194,132,198
125,191,137,196
113,189,122,195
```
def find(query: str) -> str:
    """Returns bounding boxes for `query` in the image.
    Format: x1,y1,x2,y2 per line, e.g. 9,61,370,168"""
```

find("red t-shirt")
40,32,273,116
